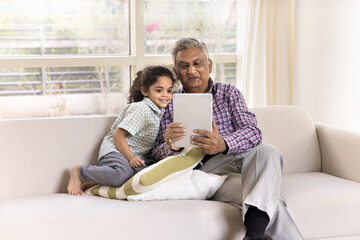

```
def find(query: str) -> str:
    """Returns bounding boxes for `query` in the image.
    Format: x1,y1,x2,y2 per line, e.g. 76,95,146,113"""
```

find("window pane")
0,0,129,55
0,66,129,96
0,66,129,118
213,63,236,85
46,66,128,94
0,67,43,95
144,0,237,55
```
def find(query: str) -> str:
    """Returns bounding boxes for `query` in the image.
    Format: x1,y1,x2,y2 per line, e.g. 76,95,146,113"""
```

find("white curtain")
236,0,294,107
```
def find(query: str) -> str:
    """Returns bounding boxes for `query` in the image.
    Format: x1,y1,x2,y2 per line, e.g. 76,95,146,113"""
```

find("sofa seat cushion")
0,194,244,240
282,172,360,239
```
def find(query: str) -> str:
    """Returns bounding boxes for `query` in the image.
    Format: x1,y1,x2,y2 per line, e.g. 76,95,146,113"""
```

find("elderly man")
150,37,303,240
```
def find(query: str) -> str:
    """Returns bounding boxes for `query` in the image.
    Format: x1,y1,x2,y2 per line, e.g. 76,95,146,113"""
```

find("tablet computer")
173,93,213,148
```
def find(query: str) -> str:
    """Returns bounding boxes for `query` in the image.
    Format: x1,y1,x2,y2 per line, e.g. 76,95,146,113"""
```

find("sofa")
1,105,360,240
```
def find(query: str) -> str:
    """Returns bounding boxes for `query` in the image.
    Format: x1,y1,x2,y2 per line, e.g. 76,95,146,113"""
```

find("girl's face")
141,76,173,109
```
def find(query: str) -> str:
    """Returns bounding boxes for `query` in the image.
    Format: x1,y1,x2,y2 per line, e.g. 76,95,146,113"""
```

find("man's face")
174,46,212,93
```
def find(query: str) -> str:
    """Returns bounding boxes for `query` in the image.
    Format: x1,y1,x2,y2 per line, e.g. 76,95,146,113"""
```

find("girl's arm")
113,127,146,167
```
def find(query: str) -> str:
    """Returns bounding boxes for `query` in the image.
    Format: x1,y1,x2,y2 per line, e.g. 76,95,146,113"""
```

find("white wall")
294,0,360,132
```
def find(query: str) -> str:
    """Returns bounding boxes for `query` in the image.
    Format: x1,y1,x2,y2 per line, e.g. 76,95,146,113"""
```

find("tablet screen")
173,93,213,148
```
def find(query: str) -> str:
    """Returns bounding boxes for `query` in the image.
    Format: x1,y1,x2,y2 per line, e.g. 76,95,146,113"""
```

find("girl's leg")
67,151,147,195
80,151,137,187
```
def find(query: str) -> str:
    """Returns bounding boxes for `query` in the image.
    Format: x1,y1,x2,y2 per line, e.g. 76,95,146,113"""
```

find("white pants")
200,144,303,240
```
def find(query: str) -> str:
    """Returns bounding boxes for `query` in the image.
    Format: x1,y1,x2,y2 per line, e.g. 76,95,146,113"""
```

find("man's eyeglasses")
175,59,208,72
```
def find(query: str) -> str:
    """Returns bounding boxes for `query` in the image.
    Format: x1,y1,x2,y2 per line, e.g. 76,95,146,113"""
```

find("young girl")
67,66,176,195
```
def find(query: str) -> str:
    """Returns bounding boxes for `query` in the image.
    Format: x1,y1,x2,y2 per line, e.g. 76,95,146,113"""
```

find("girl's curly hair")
128,66,177,103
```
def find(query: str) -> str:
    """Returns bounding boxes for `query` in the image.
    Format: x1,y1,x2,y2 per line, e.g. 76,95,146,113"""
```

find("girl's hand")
129,157,146,168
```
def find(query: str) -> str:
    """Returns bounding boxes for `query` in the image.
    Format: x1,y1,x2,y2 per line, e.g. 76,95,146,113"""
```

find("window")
0,0,129,55
144,0,236,54
0,0,239,119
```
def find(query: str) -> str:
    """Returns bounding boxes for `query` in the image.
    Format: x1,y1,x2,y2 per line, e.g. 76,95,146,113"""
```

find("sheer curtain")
236,0,294,107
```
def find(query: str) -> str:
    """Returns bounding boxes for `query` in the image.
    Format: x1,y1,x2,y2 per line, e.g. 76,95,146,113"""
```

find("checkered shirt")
98,97,165,163
149,78,262,162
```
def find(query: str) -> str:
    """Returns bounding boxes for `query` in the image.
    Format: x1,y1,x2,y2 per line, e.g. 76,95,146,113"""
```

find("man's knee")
257,144,284,171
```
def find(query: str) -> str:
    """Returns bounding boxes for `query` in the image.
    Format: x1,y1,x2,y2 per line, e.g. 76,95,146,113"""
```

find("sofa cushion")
282,172,360,239
127,170,227,201
86,147,217,199
0,194,245,240
0,115,116,199
125,147,204,194
251,105,321,174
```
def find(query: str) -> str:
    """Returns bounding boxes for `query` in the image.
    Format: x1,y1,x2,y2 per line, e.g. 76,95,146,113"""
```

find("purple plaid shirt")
149,78,262,161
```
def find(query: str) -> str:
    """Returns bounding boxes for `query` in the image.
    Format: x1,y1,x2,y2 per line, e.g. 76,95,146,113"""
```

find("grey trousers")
201,144,303,240
79,151,147,187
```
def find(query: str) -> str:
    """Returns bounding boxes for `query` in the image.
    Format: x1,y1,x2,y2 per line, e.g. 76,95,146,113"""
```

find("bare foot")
67,165,84,195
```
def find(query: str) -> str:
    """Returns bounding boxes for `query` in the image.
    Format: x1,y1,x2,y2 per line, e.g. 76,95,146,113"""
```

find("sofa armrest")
316,123,360,183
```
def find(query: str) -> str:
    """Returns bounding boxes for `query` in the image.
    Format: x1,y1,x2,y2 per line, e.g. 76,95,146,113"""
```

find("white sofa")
1,105,360,240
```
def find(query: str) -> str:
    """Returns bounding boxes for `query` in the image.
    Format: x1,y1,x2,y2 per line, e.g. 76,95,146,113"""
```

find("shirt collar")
142,97,165,117
206,77,215,93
